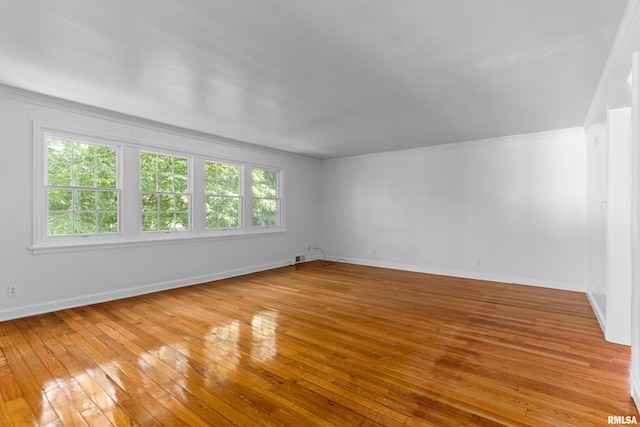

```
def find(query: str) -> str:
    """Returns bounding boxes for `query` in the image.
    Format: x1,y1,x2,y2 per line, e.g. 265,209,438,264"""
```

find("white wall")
585,122,608,319
318,129,587,291
606,108,633,345
632,50,640,412
0,88,320,321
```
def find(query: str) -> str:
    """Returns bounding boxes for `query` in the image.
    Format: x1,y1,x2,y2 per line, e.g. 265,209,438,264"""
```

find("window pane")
175,213,189,230
140,152,157,172
47,139,72,163
97,191,118,211
159,213,175,230
97,167,117,188
207,196,239,228
174,176,188,193
73,165,95,187
158,173,173,192
253,198,277,226
75,190,96,212
159,194,175,212
140,152,189,232
74,212,97,234
48,189,73,211
157,155,173,173
96,146,116,168
252,169,278,198
98,212,118,233
252,168,279,227
48,163,72,186
142,213,158,231
48,212,73,235
141,194,158,212
140,172,157,192
174,158,188,176
176,195,189,212
73,143,95,165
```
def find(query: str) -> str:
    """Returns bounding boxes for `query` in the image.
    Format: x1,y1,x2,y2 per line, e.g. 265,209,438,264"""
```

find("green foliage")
140,152,190,232
98,212,118,233
97,167,116,188
252,169,279,226
98,191,118,211
205,162,240,229
47,139,72,163
48,189,72,211
140,152,157,172
140,152,188,194
252,169,278,198
48,164,71,186
74,212,97,234
206,163,239,195
48,212,72,235
253,198,277,226
206,196,240,228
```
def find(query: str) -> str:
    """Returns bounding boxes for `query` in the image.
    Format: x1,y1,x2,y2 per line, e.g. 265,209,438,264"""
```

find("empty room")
1,0,640,425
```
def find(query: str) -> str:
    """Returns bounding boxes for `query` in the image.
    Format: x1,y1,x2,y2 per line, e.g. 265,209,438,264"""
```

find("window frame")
250,166,282,228
34,128,124,248
32,124,285,254
204,160,243,230
139,150,192,233
46,137,121,237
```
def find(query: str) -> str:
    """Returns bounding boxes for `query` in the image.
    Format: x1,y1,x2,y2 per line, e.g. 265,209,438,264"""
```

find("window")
46,137,119,235
205,162,241,229
252,168,280,227
140,152,190,231
34,124,284,253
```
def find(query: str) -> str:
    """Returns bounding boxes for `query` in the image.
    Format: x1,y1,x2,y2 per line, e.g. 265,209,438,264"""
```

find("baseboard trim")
587,292,607,338
0,259,293,322
331,257,585,292
0,255,580,322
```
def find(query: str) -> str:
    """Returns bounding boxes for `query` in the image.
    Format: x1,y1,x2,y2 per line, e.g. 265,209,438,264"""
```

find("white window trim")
33,126,125,249
31,123,286,255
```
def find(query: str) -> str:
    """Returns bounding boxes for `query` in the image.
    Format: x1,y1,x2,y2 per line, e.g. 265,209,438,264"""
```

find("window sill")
29,228,286,255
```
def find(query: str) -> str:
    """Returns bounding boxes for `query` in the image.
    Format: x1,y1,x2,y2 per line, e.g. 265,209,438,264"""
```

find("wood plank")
0,261,637,425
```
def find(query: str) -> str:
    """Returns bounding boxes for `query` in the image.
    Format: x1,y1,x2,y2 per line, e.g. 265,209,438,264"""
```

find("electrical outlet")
295,255,306,264
8,285,18,297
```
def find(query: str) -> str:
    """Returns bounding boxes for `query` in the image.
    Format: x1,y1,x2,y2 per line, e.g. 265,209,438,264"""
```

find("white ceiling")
0,1,629,159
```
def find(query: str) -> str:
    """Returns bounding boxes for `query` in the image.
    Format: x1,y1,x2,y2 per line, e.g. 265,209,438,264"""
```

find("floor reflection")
251,310,279,361
205,320,241,382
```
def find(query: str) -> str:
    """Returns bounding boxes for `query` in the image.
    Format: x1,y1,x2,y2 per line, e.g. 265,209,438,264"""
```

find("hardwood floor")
0,261,637,426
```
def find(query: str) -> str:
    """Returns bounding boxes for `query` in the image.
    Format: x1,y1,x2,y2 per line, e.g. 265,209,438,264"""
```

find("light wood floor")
0,261,637,426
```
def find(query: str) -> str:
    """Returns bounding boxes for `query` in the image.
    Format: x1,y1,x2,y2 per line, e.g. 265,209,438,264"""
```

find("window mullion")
121,145,140,237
